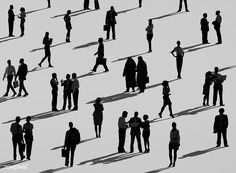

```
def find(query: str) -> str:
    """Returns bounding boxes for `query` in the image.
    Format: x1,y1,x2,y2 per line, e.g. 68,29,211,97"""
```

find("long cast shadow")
0,36,10,40
39,167,68,173
77,71,104,79
0,96,22,104
0,160,27,169
219,65,236,72
28,67,51,73
145,167,171,173
70,9,96,17
183,43,203,51
73,39,111,50
52,9,84,18
30,42,67,52
184,44,218,53
111,52,149,63
25,7,48,15
0,36,20,44
151,11,185,20
117,7,139,14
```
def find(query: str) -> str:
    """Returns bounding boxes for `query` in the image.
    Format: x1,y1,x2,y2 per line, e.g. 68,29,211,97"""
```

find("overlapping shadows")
151,11,185,20
28,67,51,73
117,7,139,15
0,160,27,169
73,39,111,50
145,167,170,173
25,7,48,15
111,52,149,63
30,42,67,52
0,96,22,104
0,36,20,44
52,9,95,18
183,43,218,53
77,71,104,79
39,167,68,173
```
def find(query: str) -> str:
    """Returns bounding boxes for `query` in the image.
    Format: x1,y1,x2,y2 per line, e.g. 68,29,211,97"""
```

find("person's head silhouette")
20,7,25,12
134,111,138,117
7,60,11,65
203,13,207,18
45,32,49,37
214,67,219,73
15,116,21,123
162,80,169,86
52,73,57,78
69,122,73,129
177,41,181,46
10,5,14,10
122,111,128,118
19,58,24,64
72,73,77,79
66,74,70,80
172,122,177,129
143,114,149,121
219,108,225,114
26,116,31,123
67,10,71,15
148,19,152,25
95,97,101,104
216,10,220,15
98,37,103,43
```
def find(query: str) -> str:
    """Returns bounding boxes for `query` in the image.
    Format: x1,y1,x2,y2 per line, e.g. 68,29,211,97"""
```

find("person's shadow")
151,11,185,20
70,9,96,17
0,36,20,44
28,67,51,73
0,96,22,104
52,9,84,18
111,52,149,63
39,166,68,173
145,167,171,173
184,43,218,53
0,160,28,169
73,39,111,50
219,65,236,72
117,7,139,14
25,7,48,15
30,42,67,52
77,71,104,79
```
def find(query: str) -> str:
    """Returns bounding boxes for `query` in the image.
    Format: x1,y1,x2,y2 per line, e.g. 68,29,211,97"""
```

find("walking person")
200,13,209,44
23,116,33,160
94,0,100,10
212,10,222,44
202,71,212,106
168,122,180,167
137,56,148,93
8,5,15,36
123,57,136,92
18,7,26,37
71,73,79,111
146,19,154,52
105,6,117,40
141,115,150,153
61,74,72,110
64,10,72,42
177,0,189,12
84,0,90,10
213,108,229,147
93,97,104,138
159,80,174,118
15,58,28,97
118,111,128,153
50,73,59,111
10,116,25,160
2,60,17,97
38,32,53,68
171,41,184,79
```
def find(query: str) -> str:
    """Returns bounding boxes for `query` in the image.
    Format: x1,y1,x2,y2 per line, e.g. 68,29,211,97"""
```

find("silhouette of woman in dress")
93,97,104,138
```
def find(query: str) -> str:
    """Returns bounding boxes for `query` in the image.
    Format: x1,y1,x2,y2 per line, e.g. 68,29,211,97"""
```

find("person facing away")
61,74,73,110
38,32,53,67
137,56,148,93
64,10,72,42
128,111,143,153
213,108,228,147
212,67,225,106
64,122,81,167
105,6,117,40
159,80,174,118
15,58,28,97
3,60,17,97
92,37,109,72
212,10,222,44
50,73,59,111
10,116,25,160
141,114,150,153
23,116,33,160
146,19,154,52
123,57,136,92
171,40,184,79
18,7,26,37
8,5,15,37
168,122,180,167
202,71,212,106
177,0,189,12
118,111,128,153
200,13,209,44
93,97,104,138
71,73,79,111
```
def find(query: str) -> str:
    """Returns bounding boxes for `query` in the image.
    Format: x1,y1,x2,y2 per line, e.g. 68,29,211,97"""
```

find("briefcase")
103,25,109,31
61,149,68,158
13,81,19,88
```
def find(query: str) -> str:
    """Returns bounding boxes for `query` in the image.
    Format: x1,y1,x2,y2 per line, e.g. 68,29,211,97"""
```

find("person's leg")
213,84,217,106
159,102,167,117
73,90,78,109
19,80,24,95
68,93,71,110
173,149,178,167
216,28,222,43
17,138,24,159
62,92,67,110
9,21,13,36
178,0,183,11
65,146,70,166
94,125,98,137
21,80,28,95
147,137,150,152
130,134,135,152
169,104,174,117
103,60,109,71
177,56,183,78
222,129,228,146
119,129,126,151
47,50,52,66
136,134,143,152
47,0,51,8
98,124,102,137
92,58,100,71
52,90,56,110
70,145,76,167
106,25,110,39
26,140,33,159
168,144,173,166
8,75,16,95
139,0,142,7
118,129,123,152
143,137,147,152
219,84,223,105
39,49,48,66
184,0,189,11
12,137,17,160
112,24,116,39
217,132,221,146
5,76,11,95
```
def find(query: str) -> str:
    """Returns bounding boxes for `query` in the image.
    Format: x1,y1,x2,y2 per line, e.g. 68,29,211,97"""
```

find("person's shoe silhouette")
23,93,29,97
38,63,41,67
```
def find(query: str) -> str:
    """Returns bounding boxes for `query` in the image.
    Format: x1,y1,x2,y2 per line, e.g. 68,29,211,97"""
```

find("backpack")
71,128,81,144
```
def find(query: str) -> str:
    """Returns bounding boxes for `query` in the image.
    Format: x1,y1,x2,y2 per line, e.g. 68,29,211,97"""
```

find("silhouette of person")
10,116,25,160
171,41,184,79
137,56,148,93
105,6,117,40
92,38,109,72
168,122,180,167
64,122,81,167
128,111,143,153
146,19,154,52
61,74,72,110
123,57,136,92
18,7,26,37
212,67,225,106
84,0,90,10
213,108,228,147
38,32,53,67
47,0,51,8
94,0,100,10
8,5,15,36
118,111,128,153
50,73,59,111
93,97,104,138
202,71,212,106
177,0,189,12
3,60,17,97
141,115,150,153
139,0,142,7
212,10,222,44
159,80,174,118
200,13,209,44
64,10,72,42
15,58,28,97
71,73,79,110
23,116,33,160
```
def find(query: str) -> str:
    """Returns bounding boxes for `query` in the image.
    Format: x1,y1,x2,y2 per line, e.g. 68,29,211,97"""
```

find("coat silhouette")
200,13,209,44
212,10,222,44
137,56,148,93
23,116,33,160
8,5,15,36
123,57,136,92
61,74,73,110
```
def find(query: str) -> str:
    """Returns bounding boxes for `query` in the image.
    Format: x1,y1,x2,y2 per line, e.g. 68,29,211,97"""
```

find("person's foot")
213,104,216,106
21,155,25,161
20,33,24,37
23,93,29,97
158,113,162,118
106,37,109,40
168,162,172,167
216,145,220,147
172,163,175,167
104,70,109,72
203,103,205,106
61,108,65,111
217,42,222,44
147,149,150,153
186,9,189,12
72,107,78,111
170,114,174,118
65,164,69,167
27,157,31,160
224,145,229,147
177,75,182,79
177,9,181,12
17,94,21,97
148,50,152,53
129,151,133,153
9,34,15,37
3,94,8,97
113,37,116,40
70,164,73,167
12,93,17,97
52,108,59,112
220,104,225,106
124,90,129,93
48,64,53,68
68,107,71,110
38,63,41,67
91,69,96,72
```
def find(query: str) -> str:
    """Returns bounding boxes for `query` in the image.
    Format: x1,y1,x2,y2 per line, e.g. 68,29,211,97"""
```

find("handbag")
103,25,109,31
61,148,68,157
13,81,19,88
145,76,149,84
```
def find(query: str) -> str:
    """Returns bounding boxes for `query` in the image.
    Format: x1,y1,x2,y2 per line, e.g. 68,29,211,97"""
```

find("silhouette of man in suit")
213,108,228,147
200,13,209,44
178,0,189,12
8,5,15,36
47,0,51,8
128,112,143,153
118,111,128,153
71,73,79,110
23,116,33,160
51,73,59,111
105,6,117,40
61,74,72,110
212,10,222,44
171,41,184,79
84,0,90,10
212,67,225,106
15,58,28,97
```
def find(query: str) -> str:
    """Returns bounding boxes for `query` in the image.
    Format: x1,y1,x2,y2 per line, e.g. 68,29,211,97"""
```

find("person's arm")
2,67,7,81
64,132,68,149
225,115,229,129
171,48,176,57
213,116,217,133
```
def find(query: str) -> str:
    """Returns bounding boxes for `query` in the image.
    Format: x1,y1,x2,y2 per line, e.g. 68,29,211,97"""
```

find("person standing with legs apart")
8,5,15,37
3,60,17,97
71,73,79,111
61,74,72,110
137,56,148,93
93,97,104,138
15,58,28,97
18,7,26,37
177,0,189,12
200,13,209,44
212,10,222,44
146,19,154,52
171,41,184,79
141,115,150,153
123,57,136,92
202,71,212,106
118,111,128,153
64,10,72,42
105,6,117,40
23,116,33,160
50,73,59,111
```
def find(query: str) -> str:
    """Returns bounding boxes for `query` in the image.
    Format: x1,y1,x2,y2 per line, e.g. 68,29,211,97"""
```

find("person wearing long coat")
123,57,136,92
93,97,104,138
137,56,148,93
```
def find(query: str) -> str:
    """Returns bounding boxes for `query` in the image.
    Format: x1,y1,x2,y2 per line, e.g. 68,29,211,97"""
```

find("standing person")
23,116,33,160
158,81,174,118
171,41,184,79
61,74,72,110
50,73,59,111
10,116,25,160
64,122,81,167
47,0,51,8
2,60,17,97
128,111,143,153
118,111,128,153
84,0,90,10
139,0,142,7
137,56,148,93
213,108,229,147
18,7,26,37
71,73,79,111
93,97,104,138
15,58,28,97
146,19,154,52
8,5,15,36
123,57,136,92
94,0,100,10
105,6,117,40
168,122,180,167
64,10,72,42
212,10,222,44
212,67,225,106
202,71,212,106
92,38,109,72
177,0,189,12
38,32,53,68
141,115,150,153
200,13,209,44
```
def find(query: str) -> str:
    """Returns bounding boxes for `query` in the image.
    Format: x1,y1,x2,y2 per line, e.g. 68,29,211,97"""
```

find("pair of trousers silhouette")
19,80,28,95
40,47,52,66
65,144,76,167
73,89,79,109
5,75,16,95
118,128,126,152
8,21,14,36
213,83,223,105
217,129,228,146
176,55,183,78
215,28,222,43
159,96,173,115
147,34,153,51
62,91,71,110
178,0,188,11
106,24,115,39
84,0,90,9
47,0,51,7
139,0,142,7
20,19,25,36
202,31,209,44
12,136,24,160
130,133,142,152
92,58,109,71
25,140,33,159
52,90,58,110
